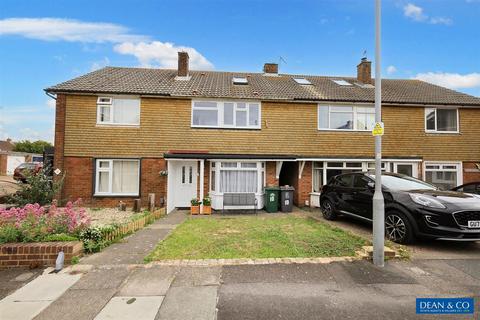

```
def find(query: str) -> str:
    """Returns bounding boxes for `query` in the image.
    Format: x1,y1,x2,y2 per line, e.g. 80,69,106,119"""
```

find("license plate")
468,220,480,228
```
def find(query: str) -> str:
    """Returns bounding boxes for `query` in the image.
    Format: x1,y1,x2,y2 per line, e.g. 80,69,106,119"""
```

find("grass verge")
145,214,366,261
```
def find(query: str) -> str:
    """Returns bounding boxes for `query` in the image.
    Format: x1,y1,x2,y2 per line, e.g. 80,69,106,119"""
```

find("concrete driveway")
305,208,480,260
0,175,19,205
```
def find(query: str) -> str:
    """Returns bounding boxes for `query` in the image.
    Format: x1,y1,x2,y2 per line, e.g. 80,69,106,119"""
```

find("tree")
13,140,53,154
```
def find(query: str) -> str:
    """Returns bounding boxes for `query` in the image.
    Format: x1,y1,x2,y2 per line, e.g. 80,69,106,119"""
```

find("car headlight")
409,193,446,209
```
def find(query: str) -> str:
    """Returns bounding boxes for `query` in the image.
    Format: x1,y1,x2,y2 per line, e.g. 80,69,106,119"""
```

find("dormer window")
293,78,312,85
332,79,352,86
232,77,248,85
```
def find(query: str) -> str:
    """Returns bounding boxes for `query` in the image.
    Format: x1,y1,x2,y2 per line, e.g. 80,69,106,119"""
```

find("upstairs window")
425,108,458,133
318,105,375,131
97,97,140,125
192,101,261,129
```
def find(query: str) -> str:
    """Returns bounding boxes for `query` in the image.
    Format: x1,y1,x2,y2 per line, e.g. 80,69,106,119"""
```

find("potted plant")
202,195,212,215
190,198,201,215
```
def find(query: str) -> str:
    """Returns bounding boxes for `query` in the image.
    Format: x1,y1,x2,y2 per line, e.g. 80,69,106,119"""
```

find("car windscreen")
370,175,437,191
18,163,36,169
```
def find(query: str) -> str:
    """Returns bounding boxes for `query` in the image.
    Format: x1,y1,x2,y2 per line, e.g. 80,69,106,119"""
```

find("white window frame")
318,105,375,131
191,100,261,129
94,159,140,196
424,107,459,134
423,161,462,188
209,161,265,194
96,96,141,126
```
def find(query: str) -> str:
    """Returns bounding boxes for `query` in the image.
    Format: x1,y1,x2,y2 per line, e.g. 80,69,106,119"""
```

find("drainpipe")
199,160,205,213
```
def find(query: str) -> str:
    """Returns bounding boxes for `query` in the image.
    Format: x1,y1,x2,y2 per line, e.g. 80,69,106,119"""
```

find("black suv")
320,172,480,244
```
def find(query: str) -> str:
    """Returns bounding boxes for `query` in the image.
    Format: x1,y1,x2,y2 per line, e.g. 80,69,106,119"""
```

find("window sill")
93,194,140,198
96,123,140,128
191,126,261,131
425,131,460,135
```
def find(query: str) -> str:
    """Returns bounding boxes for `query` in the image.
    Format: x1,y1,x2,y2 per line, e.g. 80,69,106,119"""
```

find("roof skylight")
332,79,352,86
232,76,248,85
293,78,312,85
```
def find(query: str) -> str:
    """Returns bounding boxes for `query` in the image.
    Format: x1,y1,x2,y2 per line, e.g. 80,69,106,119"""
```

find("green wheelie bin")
264,186,280,213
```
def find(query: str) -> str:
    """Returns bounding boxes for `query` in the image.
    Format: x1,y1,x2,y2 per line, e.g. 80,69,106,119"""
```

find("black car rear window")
335,175,353,187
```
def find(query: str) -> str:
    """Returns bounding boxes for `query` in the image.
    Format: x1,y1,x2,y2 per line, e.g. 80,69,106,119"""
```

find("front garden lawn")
145,214,367,261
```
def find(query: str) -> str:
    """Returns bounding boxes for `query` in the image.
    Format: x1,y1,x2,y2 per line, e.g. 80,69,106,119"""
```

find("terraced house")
46,52,480,213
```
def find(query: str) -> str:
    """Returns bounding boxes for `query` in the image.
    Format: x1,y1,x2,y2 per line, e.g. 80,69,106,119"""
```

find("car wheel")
321,199,337,220
385,211,415,244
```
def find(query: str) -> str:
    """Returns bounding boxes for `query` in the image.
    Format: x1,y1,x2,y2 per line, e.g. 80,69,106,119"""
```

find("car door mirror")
367,181,375,189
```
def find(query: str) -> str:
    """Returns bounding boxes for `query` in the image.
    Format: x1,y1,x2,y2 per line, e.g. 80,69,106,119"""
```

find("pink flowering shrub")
0,199,90,243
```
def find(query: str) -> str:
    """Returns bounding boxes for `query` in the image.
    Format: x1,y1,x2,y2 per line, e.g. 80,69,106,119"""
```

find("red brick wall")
0,241,83,268
61,156,167,208
266,161,279,187
0,154,7,175
463,162,480,184
293,161,312,207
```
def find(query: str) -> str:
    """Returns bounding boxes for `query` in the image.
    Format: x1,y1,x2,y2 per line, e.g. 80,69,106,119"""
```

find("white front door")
393,163,418,178
172,161,198,208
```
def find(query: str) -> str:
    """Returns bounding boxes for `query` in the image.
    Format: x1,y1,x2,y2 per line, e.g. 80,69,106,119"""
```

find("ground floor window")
424,162,461,190
95,159,140,195
210,161,265,193
312,160,419,192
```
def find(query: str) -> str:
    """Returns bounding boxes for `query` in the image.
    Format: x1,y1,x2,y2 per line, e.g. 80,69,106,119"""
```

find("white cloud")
0,18,148,43
403,3,452,25
387,65,397,74
404,3,426,21
414,72,480,89
46,99,56,109
114,41,214,70
90,57,110,71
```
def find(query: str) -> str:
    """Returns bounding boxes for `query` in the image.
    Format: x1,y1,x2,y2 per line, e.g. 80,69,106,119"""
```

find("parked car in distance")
320,172,480,244
13,162,43,183
452,182,480,195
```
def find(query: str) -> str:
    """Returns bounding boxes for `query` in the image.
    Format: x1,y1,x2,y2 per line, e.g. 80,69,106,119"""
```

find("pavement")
0,208,478,320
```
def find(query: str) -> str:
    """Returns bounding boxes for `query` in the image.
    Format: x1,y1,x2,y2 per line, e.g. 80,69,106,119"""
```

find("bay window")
210,161,265,193
95,159,140,196
425,108,458,133
192,101,261,129
424,163,461,190
97,97,140,125
318,105,375,131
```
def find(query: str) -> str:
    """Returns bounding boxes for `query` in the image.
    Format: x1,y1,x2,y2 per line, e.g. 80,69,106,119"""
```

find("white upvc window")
210,161,265,194
97,97,140,126
425,107,459,133
191,100,261,129
95,159,140,196
318,105,375,131
424,162,462,190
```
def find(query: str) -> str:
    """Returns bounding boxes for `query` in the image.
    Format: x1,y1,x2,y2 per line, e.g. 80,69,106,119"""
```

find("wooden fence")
102,208,165,242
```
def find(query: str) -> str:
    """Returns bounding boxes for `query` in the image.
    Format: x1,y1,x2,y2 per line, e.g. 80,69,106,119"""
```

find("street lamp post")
373,0,385,267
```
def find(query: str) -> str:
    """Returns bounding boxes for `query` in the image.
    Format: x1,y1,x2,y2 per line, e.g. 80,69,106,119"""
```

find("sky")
0,0,479,143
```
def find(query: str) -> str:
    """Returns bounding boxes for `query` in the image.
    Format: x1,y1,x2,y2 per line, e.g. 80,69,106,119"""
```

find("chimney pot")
357,58,372,84
177,52,189,77
263,63,278,75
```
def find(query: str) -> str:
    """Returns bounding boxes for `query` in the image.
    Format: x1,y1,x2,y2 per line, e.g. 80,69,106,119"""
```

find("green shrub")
42,233,78,242
6,166,63,206
0,225,21,244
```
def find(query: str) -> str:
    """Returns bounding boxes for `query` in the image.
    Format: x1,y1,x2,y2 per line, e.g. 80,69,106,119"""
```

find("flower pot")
202,205,212,215
191,205,200,215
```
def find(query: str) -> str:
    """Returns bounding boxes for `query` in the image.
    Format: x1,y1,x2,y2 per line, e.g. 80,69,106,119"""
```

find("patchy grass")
145,214,366,261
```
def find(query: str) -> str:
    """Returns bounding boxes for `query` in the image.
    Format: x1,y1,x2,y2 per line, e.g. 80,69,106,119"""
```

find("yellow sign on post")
372,122,384,136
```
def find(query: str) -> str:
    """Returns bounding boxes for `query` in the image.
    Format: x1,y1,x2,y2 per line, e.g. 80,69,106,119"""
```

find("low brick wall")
0,241,83,268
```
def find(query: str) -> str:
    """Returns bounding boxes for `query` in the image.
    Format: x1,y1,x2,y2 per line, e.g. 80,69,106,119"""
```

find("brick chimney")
263,63,278,75
357,57,372,84
177,51,189,78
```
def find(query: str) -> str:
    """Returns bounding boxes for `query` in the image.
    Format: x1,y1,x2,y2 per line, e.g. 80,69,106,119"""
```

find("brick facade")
61,156,167,208
463,162,480,184
54,94,66,200
0,153,7,175
0,241,83,268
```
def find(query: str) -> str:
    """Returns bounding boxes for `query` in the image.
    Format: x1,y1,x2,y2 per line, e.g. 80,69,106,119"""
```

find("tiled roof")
46,67,480,106
0,140,14,152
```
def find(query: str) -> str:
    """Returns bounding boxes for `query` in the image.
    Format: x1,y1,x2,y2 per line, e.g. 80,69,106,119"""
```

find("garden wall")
0,241,83,268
